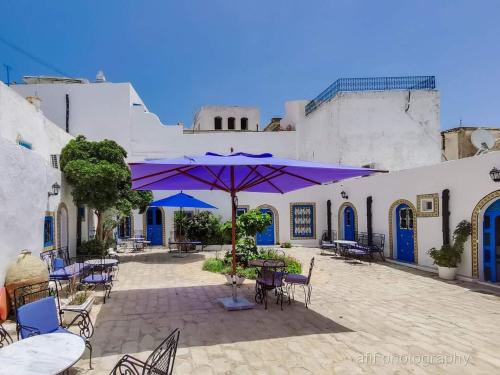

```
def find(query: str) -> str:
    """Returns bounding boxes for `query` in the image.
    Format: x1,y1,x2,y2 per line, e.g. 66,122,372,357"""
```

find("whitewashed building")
6,73,500,285
0,82,76,283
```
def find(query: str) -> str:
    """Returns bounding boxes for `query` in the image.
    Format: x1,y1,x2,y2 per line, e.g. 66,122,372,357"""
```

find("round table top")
333,240,357,245
84,258,118,266
248,259,286,267
0,332,85,375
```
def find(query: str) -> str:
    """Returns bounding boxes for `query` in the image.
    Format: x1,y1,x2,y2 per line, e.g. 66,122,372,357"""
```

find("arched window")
228,117,235,130
240,117,248,130
214,117,222,130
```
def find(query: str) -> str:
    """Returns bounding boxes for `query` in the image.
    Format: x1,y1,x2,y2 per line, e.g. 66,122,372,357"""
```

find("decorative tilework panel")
291,204,315,239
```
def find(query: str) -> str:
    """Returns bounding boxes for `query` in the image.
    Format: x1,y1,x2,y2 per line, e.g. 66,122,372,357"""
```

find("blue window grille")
305,76,436,115
44,216,54,247
291,204,315,239
18,140,32,150
236,207,248,217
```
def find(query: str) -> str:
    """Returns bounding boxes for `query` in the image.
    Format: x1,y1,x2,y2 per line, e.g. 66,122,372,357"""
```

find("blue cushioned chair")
285,257,315,308
15,291,94,368
80,257,113,303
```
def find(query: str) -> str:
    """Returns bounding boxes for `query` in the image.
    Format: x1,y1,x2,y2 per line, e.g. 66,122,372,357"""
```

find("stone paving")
5,247,500,374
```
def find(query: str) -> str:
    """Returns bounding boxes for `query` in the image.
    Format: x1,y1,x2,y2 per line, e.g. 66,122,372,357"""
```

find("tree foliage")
60,135,152,240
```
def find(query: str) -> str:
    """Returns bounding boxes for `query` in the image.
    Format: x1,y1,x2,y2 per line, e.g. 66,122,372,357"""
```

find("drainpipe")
442,189,450,245
367,196,373,246
327,200,332,241
65,94,70,133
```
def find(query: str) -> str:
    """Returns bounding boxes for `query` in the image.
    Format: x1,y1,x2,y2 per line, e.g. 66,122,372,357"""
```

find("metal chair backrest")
0,324,13,348
145,328,180,375
14,281,59,311
40,247,71,272
262,259,286,288
307,257,315,285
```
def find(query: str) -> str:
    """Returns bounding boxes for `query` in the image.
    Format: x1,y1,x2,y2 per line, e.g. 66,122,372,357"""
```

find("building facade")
6,74,499,285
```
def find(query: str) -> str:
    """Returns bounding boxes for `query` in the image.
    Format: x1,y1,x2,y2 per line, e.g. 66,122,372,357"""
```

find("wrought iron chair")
80,256,113,303
109,328,180,375
255,259,287,310
40,248,86,290
14,283,94,368
320,230,338,255
0,323,13,348
285,257,315,308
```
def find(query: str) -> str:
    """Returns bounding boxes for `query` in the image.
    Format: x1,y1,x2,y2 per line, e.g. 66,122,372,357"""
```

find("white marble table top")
84,258,118,266
333,240,357,245
0,332,85,375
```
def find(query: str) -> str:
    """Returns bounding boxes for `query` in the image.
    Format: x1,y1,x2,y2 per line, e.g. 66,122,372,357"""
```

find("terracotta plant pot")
5,250,49,308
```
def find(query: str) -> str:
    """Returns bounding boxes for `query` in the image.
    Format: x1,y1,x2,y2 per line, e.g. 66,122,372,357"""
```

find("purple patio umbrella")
130,152,378,309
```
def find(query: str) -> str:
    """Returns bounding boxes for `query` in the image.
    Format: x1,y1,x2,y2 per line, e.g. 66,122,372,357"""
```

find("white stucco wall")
295,90,441,170
192,106,260,131
0,82,76,284
12,82,134,150
327,151,500,279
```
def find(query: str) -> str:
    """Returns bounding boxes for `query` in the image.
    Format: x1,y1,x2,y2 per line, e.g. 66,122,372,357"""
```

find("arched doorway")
57,203,69,250
483,198,500,282
471,190,500,279
338,202,357,241
145,207,164,245
256,205,278,245
388,199,418,263
118,216,132,239
395,203,415,262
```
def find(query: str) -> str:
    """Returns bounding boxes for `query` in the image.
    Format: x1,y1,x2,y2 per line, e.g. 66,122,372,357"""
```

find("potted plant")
428,220,471,280
62,276,95,325
222,267,246,285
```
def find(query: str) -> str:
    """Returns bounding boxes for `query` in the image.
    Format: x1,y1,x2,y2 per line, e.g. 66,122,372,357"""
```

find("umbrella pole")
230,177,238,301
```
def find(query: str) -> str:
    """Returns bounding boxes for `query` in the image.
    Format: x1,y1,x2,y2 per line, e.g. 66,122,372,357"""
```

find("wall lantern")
340,191,349,200
48,182,61,197
490,167,500,182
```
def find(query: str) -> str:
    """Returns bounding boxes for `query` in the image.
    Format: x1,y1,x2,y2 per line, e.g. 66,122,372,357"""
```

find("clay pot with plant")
428,220,471,280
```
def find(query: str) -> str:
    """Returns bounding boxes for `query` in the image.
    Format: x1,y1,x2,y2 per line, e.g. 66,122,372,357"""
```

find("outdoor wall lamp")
48,182,61,197
340,191,349,199
490,167,500,182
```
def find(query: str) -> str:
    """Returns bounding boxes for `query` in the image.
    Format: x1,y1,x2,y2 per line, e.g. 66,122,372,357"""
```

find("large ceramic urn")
5,250,49,308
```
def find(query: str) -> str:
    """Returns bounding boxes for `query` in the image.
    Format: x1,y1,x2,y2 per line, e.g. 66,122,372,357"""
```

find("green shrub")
280,241,292,248
428,220,471,267
78,239,106,256
202,258,226,273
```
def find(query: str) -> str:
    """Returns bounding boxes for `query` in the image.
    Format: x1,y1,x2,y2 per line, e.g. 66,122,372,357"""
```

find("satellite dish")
471,129,495,155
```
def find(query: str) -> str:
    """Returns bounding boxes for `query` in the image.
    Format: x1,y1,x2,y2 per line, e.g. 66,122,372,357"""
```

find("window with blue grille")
44,216,54,247
290,203,316,239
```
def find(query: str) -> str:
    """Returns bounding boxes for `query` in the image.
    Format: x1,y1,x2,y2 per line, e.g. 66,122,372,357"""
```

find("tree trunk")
95,211,104,242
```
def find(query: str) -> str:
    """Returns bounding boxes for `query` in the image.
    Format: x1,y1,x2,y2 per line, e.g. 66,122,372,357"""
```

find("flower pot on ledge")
62,291,95,325
437,266,458,280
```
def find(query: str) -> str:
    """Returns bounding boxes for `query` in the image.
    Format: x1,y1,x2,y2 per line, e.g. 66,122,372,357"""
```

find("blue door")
396,204,415,262
146,207,163,245
483,199,500,282
343,206,355,241
256,208,275,245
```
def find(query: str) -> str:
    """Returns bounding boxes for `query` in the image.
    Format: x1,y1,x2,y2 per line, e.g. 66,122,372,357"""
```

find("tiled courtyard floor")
6,247,500,374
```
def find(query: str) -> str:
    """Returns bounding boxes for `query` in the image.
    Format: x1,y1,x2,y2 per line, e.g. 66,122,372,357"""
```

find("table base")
218,296,255,311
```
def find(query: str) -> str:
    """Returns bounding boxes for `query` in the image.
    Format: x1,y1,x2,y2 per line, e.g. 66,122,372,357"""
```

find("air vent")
50,154,60,169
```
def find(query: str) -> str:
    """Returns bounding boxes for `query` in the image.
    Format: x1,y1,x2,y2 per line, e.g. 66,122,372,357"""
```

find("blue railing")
305,76,436,116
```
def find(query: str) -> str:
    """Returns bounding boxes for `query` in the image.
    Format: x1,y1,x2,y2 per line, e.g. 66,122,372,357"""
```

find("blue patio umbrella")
151,192,217,209
150,192,217,247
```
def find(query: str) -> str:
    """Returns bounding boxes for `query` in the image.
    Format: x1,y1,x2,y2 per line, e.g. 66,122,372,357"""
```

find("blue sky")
1,1,500,130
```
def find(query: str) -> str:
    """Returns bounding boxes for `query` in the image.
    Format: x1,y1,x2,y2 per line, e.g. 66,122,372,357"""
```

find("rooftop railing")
305,76,436,116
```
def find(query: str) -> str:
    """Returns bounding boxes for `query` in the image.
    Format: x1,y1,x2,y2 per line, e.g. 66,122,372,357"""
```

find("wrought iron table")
248,259,285,268
0,332,85,375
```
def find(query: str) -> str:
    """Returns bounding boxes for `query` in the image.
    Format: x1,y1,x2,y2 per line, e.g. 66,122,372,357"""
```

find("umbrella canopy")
151,192,217,209
130,152,378,308
131,152,377,193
